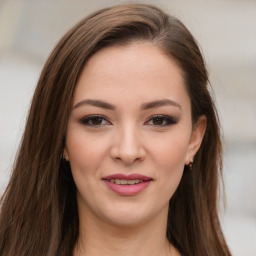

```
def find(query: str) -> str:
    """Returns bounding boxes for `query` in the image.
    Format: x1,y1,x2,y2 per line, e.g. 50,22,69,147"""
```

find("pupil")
153,117,163,125
92,117,102,125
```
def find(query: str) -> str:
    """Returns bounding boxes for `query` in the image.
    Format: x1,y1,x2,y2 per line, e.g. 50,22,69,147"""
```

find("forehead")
74,43,189,108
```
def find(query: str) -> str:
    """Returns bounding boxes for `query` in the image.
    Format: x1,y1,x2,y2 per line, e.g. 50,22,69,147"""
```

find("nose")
110,124,146,165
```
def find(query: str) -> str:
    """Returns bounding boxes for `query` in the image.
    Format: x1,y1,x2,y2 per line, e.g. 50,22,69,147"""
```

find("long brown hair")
0,4,231,256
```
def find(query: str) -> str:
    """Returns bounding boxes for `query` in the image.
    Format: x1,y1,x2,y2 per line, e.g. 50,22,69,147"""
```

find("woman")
0,3,231,256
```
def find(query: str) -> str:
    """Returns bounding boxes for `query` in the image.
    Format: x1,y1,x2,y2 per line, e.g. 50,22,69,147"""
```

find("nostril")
110,133,146,164
112,154,144,165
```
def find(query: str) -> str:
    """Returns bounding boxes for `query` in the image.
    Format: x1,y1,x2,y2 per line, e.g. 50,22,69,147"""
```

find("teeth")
109,179,142,185
127,180,140,185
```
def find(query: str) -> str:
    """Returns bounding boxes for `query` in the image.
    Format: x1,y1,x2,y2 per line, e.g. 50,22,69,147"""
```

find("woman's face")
64,43,205,227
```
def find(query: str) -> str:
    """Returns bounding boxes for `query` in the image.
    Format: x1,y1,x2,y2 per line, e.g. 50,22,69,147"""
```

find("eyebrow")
73,99,115,110
141,99,181,110
73,99,181,110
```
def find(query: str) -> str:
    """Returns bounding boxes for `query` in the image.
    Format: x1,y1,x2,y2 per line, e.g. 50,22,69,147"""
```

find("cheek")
65,129,108,177
150,130,190,169
153,143,187,183
148,130,190,194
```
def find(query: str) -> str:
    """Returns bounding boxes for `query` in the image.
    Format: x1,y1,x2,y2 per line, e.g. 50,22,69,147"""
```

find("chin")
98,200,169,229
102,211,152,228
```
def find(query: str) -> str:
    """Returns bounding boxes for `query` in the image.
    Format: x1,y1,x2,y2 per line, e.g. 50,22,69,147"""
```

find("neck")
74,206,178,256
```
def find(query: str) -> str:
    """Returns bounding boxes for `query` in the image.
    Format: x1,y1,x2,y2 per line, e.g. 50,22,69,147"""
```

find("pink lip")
102,173,153,196
103,173,152,181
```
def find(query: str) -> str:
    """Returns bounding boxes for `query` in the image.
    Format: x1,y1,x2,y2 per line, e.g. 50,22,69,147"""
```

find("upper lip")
102,173,153,181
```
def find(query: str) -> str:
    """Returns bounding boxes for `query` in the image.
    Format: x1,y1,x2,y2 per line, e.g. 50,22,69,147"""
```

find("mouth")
102,174,153,196
107,179,143,185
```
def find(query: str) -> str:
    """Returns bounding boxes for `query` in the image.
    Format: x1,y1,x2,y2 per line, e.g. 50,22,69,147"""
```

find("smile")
108,179,143,185
102,173,153,196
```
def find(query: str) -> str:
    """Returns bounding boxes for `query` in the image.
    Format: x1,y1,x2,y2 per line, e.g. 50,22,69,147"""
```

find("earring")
60,153,72,181
61,153,69,162
188,158,194,170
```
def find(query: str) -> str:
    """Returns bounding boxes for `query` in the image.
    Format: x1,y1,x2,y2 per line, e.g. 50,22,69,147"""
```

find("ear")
185,115,207,165
63,147,70,161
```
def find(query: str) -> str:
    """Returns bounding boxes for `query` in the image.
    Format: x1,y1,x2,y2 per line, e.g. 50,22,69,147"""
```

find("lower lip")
103,180,151,196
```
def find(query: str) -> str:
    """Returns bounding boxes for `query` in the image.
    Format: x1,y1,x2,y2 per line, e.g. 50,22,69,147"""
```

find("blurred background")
0,0,255,255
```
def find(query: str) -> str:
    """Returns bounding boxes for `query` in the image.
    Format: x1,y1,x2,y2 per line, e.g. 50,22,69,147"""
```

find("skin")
64,42,206,256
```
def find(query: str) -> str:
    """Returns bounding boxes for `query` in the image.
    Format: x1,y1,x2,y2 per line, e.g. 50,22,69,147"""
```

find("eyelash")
80,115,177,127
80,115,111,127
145,115,177,126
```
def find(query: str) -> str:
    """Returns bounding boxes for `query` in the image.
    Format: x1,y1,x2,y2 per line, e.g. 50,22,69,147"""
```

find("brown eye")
145,115,177,127
152,117,164,125
90,116,104,125
80,115,110,126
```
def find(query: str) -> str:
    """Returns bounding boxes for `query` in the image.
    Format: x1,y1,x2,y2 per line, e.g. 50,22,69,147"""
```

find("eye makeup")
144,114,178,127
80,115,111,127
79,114,178,128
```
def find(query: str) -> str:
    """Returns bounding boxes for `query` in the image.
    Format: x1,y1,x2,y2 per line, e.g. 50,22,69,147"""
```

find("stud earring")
188,158,194,170
60,153,71,179
61,153,69,162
